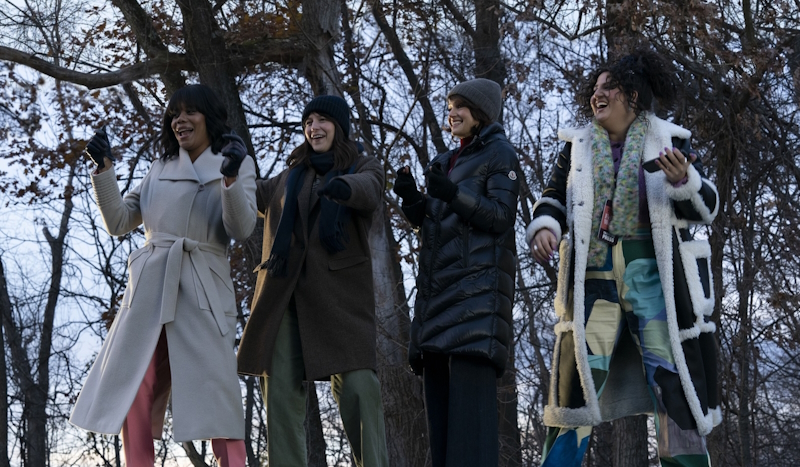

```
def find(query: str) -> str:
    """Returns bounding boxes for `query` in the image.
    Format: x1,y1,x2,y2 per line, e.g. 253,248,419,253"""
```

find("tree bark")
372,205,430,467
176,0,257,166
612,415,648,467
0,258,12,467
301,0,343,96
304,382,327,467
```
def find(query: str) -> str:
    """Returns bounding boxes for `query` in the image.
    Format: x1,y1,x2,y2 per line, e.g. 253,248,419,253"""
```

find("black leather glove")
393,167,422,204
84,126,113,169
317,178,352,201
220,132,248,177
425,163,458,202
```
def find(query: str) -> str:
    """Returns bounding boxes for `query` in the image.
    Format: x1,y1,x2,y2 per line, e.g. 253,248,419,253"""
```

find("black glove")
317,178,352,201
220,132,248,177
425,163,458,202
84,126,114,169
393,167,422,204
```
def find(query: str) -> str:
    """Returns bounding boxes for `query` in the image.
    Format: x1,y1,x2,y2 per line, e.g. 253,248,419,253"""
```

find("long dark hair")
158,84,232,159
577,48,679,120
446,94,493,136
287,115,358,170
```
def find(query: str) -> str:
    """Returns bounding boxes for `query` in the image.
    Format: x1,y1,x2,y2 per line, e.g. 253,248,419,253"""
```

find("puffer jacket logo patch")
508,171,517,180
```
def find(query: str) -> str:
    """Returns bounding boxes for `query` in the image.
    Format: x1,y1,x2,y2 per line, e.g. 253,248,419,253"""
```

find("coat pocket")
125,245,153,305
329,255,368,271
677,239,714,317
207,258,237,316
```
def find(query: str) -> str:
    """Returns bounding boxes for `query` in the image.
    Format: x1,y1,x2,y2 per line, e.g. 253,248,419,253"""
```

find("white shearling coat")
526,114,721,436
70,147,257,442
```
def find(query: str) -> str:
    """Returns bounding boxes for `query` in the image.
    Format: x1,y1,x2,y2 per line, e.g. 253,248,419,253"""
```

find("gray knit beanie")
446,78,502,122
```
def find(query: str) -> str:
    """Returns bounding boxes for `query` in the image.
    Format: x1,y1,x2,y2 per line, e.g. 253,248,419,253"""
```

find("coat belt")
146,233,230,336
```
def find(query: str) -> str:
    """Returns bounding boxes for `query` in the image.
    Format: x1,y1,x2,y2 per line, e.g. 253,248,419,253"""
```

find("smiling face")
448,99,479,139
304,112,336,153
591,71,638,140
171,107,211,161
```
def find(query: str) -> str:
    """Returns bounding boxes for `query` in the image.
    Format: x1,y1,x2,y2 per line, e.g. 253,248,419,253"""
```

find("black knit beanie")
301,95,351,139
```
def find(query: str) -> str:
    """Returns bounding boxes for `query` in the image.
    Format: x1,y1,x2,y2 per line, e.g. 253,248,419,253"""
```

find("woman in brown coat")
237,95,389,467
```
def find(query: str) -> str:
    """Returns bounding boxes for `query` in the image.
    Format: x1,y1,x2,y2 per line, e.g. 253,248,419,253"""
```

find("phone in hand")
642,159,661,173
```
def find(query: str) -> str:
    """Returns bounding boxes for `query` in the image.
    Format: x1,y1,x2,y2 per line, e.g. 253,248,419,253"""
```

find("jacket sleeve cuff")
90,165,122,209
526,215,562,245
665,163,702,201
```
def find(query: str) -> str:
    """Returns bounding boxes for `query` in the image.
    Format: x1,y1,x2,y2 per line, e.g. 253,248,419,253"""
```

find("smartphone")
642,159,661,173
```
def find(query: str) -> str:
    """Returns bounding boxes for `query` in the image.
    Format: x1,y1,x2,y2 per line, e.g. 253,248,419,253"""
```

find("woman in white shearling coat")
70,85,257,467
528,50,720,467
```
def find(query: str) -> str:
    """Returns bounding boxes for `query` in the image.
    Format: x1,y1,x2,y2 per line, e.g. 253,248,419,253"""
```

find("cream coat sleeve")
90,166,145,237
220,156,258,240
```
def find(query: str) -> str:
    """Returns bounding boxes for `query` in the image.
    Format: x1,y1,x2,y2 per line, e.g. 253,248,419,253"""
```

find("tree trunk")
497,350,522,467
473,0,507,86
612,415,648,466
372,205,430,467
301,0,343,96
24,160,76,467
305,383,327,467
0,258,12,467
175,0,258,172
587,422,613,467
242,376,259,467
471,3,522,463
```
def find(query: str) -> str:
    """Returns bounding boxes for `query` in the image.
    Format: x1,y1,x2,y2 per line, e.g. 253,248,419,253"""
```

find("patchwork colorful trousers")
540,240,710,467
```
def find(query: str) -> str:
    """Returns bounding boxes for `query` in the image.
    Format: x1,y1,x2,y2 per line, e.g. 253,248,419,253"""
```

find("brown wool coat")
237,155,384,381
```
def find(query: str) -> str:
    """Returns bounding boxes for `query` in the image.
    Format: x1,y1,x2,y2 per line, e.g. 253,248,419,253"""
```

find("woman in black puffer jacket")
393,78,520,467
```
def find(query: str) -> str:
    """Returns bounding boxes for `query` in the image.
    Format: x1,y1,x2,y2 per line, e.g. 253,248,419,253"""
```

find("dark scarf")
265,151,354,277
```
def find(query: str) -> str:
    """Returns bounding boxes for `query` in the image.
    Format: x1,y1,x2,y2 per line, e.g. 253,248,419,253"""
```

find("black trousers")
422,352,499,467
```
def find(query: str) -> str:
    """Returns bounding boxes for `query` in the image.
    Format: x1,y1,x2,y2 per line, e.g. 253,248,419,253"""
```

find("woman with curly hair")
527,49,720,466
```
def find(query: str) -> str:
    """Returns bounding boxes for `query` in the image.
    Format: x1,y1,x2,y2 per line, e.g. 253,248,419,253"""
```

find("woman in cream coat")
70,84,257,467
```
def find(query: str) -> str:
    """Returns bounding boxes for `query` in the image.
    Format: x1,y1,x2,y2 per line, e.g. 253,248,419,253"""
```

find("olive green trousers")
261,305,389,467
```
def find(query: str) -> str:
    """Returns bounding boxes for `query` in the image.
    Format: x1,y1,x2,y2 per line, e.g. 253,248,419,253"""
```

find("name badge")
597,200,618,245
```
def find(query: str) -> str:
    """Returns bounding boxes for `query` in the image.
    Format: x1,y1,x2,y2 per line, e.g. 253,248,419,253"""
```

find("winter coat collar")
432,122,508,167
158,146,224,184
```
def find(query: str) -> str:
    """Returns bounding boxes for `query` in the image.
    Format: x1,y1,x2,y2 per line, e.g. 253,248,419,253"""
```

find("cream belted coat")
69,146,257,442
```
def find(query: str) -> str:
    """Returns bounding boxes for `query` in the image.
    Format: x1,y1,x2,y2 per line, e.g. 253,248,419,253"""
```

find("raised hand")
652,146,697,184
220,132,248,178
393,166,422,204
84,126,114,170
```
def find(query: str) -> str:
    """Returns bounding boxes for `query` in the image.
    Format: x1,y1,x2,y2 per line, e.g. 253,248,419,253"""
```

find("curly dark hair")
158,84,232,159
288,115,358,170
577,48,679,121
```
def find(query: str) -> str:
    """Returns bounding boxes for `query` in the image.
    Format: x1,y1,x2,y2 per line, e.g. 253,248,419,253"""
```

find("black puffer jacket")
403,123,520,376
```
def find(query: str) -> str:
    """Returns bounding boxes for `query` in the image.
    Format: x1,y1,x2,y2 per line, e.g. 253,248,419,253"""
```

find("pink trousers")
121,330,247,467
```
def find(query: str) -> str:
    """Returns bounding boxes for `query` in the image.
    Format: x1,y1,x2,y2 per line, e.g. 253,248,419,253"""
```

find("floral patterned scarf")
587,115,648,268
